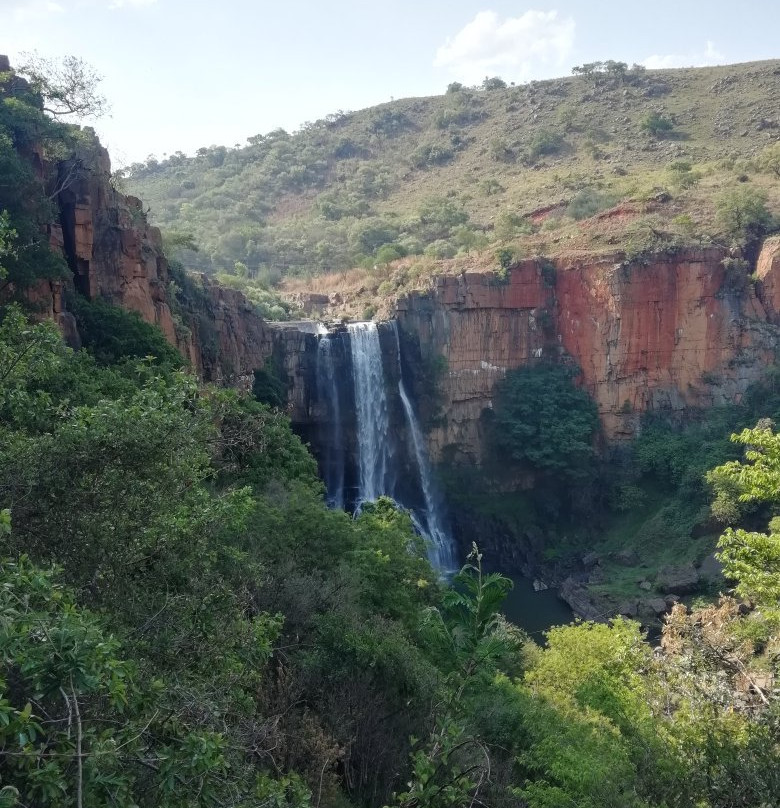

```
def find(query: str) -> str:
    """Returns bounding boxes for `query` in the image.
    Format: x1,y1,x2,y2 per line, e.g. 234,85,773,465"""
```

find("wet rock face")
397,250,779,461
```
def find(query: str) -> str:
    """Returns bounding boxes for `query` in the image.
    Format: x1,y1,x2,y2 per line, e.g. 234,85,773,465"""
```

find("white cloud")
434,9,575,84
643,40,725,70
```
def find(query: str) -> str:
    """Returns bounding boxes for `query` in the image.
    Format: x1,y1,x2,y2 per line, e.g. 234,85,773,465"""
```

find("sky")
2,0,778,166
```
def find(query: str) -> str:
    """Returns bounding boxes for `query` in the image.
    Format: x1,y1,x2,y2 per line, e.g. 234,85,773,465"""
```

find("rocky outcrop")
51,147,179,346
397,250,779,460
756,235,780,322
33,140,315,421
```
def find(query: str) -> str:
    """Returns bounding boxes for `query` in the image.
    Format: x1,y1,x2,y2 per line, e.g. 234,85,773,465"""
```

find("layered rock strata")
397,248,780,461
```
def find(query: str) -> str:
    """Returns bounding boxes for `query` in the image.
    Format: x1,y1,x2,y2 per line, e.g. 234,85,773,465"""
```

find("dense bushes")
491,362,599,479
3,292,780,805
71,294,184,366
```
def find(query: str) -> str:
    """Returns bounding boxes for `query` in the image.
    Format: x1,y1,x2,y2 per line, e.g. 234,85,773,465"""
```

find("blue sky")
3,0,778,165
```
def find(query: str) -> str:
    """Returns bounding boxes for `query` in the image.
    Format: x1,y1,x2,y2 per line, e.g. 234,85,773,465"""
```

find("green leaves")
708,425,780,608
492,362,599,479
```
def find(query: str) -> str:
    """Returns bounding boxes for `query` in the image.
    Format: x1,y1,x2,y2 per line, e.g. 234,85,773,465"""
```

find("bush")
375,242,407,264
482,76,507,90
716,186,774,249
566,189,619,220
410,142,455,169
527,130,565,161
492,363,599,479
640,112,674,137
71,295,184,367
252,356,288,408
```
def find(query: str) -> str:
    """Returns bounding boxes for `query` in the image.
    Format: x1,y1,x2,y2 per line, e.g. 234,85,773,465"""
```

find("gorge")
4,51,780,807
18,127,780,620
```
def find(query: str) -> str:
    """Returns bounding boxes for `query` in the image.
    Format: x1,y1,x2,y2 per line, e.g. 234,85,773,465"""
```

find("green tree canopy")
492,362,599,478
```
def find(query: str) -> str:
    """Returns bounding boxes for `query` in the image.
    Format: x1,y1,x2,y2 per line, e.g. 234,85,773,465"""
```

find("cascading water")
393,324,457,573
347,322,394,505
316,333,345,509
397,384,457,573
315,320,457,575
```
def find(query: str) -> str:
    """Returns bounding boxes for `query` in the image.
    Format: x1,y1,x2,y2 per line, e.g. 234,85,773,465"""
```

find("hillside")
3,51,780,808
125,59,780,304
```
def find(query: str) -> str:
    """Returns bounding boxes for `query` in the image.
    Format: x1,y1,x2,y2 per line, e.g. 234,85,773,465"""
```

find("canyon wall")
397,248,780,462
29,141,316,419
26,136,780,468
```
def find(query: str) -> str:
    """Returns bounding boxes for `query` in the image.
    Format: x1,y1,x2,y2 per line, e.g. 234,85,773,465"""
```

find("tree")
492,363,599,478
707,425,780,609
716,186,774,249
17,53,108,120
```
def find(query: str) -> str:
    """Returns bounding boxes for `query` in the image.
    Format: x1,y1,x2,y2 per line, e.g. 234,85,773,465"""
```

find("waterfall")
398,383,456,574
393,324,457,574
316,321,457,575
316,334,345,509
347,322,393,505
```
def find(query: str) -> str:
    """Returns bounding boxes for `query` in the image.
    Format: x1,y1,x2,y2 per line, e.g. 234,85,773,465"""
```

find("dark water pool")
500,573,574,643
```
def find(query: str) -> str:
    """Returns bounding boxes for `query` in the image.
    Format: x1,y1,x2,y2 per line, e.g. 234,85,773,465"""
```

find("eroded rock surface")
397,250,779,460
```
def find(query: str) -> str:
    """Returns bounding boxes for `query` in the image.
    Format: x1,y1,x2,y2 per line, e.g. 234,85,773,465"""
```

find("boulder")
559,577,604,621
582,551,600,567
615,548,639,565
618,600,639,617
656,564,700,595
648,598,669,616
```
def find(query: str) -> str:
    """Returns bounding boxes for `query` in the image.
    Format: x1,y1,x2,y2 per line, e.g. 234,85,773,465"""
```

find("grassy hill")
124,59,780,312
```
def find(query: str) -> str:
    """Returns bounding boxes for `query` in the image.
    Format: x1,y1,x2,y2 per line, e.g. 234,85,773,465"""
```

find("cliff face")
30,143,315,421
51,147,178,346
29,140,780,467
397,248,780,461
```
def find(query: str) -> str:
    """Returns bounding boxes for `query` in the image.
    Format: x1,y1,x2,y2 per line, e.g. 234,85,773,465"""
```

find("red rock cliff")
34,144,308,398
397,248,779,460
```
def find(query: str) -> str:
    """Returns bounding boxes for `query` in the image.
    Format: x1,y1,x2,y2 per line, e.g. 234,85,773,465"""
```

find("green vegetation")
0,63,76,292
123,60,780,296
709,425,780,612
491,363,599,479
70,294,184,366
640,111,675,137
2,51,780,808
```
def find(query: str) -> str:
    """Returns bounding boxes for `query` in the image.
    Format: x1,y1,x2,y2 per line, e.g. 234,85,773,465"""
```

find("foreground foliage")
1,295,780,805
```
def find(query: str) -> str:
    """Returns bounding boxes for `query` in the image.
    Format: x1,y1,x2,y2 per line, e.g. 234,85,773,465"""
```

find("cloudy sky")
2,0,777,165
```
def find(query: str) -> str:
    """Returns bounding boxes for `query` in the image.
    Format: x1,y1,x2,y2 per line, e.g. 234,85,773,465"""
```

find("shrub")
716,186,774,248
495,247,515,271
566,189,619,220
489,137,514,162
527,130,565,161
71,295,184,367
482,76,507,90
252,356,288,408
375,242,407,264
410,142,455,169
640,112,674,137
491,363,599,479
